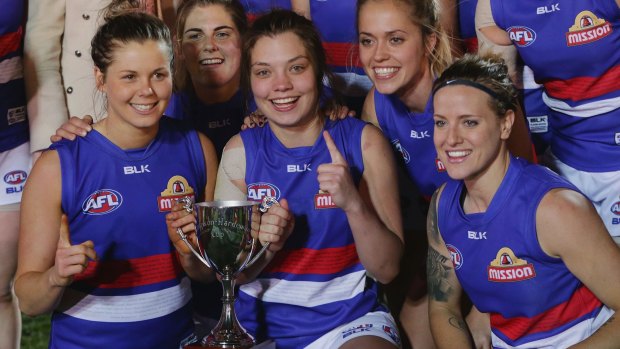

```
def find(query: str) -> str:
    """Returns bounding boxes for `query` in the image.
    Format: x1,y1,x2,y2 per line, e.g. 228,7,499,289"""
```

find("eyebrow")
251,55,308,67
184,25,234,35
359,29,407,37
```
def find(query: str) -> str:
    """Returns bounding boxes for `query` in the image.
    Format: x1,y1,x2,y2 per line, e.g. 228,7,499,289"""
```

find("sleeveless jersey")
310,0,373,114
459,0,479,52
437,157,613,348
49,117,207,349
491,0,620,171
236,117,386,349
166,89,251,157
374,89,451,198
0,0,28,152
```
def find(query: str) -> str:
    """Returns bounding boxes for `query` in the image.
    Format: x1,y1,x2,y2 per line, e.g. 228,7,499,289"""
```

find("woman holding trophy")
15,12,219,348
168,9,404,349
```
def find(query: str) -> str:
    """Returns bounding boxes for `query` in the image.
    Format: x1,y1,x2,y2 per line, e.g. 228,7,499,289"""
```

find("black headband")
433,79,513,108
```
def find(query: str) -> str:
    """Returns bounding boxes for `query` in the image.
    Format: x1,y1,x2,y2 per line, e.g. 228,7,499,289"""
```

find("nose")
139,80,154,97
202,36,218,52
373,40,390,62
273,72,293,92
446,124,462,146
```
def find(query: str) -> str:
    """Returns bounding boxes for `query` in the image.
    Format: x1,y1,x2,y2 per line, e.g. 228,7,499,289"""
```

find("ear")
94,67,106,92
425,32,438,57
500,109,515,140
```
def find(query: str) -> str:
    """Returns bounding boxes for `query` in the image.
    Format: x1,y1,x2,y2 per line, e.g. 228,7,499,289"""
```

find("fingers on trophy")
176,196,279,349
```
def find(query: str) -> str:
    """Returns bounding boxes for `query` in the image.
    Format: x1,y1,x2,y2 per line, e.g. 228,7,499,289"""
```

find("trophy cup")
176,197,277,349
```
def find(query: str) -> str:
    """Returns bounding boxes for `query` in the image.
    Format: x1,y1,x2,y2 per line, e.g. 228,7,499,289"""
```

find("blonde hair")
356,0,452,76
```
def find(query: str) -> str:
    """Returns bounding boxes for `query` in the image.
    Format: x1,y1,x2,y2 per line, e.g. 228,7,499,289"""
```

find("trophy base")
181,332,262,349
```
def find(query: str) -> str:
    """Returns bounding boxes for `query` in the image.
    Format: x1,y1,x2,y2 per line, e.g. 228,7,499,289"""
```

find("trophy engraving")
176,197,277,348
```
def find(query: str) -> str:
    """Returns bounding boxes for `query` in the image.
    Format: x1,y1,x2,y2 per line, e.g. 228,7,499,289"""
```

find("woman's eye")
291,65,305,73
123,74,135,80
389,36,404,45
187,32,203,41
434,120,446,127
464,120,479,127
215,31,231,40
254,70,269,77
359,37,373,46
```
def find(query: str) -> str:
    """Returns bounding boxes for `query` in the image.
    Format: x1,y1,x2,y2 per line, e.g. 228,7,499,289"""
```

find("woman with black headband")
427,54,620,348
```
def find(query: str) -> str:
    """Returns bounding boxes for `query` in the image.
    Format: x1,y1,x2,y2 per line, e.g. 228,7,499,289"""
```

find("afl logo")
247,182,281,202
392,139,410,164
507,26,536,47
4,170,27,185
611,201,620,216
82,189,123,215
446,244,463,270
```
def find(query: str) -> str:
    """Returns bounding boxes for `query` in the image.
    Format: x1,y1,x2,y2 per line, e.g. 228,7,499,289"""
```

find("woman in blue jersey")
428,54,620,348
15,12,218,349
168,9,404,349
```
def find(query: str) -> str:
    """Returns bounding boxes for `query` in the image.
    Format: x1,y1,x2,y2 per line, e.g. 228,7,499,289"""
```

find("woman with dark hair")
427,54,620,348
168,9,404,349
15,12,218,348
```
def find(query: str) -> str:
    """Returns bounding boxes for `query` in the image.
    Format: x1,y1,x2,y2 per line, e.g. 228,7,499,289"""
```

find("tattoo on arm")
427,246,453,302
449,316,470,332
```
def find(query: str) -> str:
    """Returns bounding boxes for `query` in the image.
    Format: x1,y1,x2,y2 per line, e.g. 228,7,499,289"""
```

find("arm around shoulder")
215,134,247,201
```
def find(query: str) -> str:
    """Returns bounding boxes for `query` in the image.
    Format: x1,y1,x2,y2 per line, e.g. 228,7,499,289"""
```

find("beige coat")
24,0,178,153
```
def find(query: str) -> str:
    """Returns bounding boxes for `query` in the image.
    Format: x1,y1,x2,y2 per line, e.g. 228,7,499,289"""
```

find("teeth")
448,150,470,157
272,97,298,104
200,58,223,65
374,67,398,76
132,103,155,111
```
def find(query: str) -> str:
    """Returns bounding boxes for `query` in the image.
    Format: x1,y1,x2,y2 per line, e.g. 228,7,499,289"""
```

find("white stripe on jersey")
239,269,367,307
491,306,614,348
59,277,192,322
543,92,620,118
0,56,23,84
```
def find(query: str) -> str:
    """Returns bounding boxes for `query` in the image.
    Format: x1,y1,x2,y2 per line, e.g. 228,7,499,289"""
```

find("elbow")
373,261,401,285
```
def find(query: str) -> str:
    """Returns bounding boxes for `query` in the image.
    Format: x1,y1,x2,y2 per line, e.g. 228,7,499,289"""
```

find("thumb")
58,214,71,248
279,198,289,211
323,131,346,165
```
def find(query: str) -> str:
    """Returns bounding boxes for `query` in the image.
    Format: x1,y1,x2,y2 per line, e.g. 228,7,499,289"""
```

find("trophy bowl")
177,198,277,349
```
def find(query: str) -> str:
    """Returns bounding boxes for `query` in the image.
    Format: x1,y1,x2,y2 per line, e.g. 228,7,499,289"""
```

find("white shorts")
543,150,620,238
305,311,401,349
0,142,31,206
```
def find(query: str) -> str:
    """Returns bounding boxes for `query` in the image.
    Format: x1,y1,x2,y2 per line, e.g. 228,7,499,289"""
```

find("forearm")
430,307,476,349
569,314,620,349
235,249,277,285
175,251,215,283
15,270,66,316
346,200,403,284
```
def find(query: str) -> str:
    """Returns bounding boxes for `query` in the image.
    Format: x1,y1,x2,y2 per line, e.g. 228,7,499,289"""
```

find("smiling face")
357,0,435,98
179,4,242,92
96,39,172,132
249,31,319,130
433,84,514,182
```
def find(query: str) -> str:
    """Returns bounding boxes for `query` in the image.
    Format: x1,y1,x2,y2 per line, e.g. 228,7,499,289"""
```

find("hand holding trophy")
176,197,279,349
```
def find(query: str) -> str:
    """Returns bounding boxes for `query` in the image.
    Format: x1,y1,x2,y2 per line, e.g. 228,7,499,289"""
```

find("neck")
398,66,434,114
270,115,324,148
93,117,158,149
192,77,240,105
462,149,511,214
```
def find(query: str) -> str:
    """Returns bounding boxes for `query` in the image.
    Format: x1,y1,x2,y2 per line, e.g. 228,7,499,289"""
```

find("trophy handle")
176,197,213,269
245,196,279,268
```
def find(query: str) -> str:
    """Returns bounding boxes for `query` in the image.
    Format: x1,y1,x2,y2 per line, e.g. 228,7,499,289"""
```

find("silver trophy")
177,197,278,349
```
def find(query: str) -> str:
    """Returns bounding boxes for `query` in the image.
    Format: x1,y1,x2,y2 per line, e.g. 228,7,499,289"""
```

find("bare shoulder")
361,87,379,127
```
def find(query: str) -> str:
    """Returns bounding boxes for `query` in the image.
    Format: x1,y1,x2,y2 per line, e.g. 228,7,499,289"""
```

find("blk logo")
287,164,312,173
123,165,150,175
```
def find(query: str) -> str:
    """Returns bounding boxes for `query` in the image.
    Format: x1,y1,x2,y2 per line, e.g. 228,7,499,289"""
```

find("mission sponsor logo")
392,139,410,164
446,244,463,270
487,247,536,282
158,175,195,212
314,191,337,209
566,11,613,46
247,182,280,202
435,158,446,172
82,189,123,215
507,26,536,47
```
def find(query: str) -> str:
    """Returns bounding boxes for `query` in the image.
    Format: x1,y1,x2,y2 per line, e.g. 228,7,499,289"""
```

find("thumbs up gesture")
317,131,361,211
51,214,98,287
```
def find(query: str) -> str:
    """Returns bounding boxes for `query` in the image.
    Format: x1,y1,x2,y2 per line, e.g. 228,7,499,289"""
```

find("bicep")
427,188,463,309
16,150,63,277
537,189,620,311
198,133,218,201
214,135,247,201
360,125,403,241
